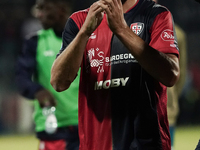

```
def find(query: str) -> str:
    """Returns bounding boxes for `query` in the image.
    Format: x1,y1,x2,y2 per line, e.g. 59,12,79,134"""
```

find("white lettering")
98,51,104,61
103,80,111,89
120,77,129,86
124,54,128,59
112,55,115,61
164,32,174,39
161,29,175,41
129,53,134,59
95,81,103,90
111,79,120,87
116,55,119,60
43,50,55,57
105,57,110,62
94,77,130,90
110,53,135,62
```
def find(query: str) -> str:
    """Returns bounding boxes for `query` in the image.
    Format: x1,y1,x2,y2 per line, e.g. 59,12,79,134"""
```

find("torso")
64,0,179,149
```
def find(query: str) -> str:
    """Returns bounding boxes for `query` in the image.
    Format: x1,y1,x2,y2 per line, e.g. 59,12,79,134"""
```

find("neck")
123,0,138,13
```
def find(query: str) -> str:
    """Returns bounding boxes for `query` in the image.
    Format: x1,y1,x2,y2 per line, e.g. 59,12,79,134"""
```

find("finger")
88,2,104,17
94,4,104,15
97,1,112,15
101,0,114,9
90,2,101,12
113,0,120,7
91,1,106,11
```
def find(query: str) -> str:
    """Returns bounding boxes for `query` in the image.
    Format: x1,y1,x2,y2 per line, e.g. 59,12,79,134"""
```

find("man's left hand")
98,0,127,33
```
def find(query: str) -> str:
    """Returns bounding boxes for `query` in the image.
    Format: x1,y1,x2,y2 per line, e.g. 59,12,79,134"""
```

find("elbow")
165,77,179,87
50,78,71,92
163,69,180,87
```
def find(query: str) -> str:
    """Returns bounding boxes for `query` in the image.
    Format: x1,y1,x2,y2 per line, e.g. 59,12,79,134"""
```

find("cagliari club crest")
130,23,144,35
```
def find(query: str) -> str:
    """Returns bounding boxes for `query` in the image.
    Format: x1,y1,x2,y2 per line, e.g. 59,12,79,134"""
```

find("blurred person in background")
196,139,200,149
194,2,200,150
15,0,80,150
153,0,187,149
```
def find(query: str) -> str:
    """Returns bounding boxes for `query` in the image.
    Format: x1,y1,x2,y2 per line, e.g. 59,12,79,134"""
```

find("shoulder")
145,2,170,18
24,29,52,42
24,31,38,41
70,8,89,19
69,8,89,29
151,3,169,12
22,32,39,50
144,2,173,30
23,29,51,49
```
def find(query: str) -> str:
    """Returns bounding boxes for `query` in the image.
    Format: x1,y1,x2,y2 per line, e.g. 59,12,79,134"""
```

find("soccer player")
16,0,80,150
51,0,180,149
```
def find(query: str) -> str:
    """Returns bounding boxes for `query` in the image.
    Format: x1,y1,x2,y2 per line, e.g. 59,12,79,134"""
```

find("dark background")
0,0,200,133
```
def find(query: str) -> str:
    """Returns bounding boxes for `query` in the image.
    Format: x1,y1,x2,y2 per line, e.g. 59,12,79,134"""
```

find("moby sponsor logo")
94,77,129,90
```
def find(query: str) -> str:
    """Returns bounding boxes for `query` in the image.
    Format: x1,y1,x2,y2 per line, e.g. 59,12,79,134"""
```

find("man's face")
35,0,61,29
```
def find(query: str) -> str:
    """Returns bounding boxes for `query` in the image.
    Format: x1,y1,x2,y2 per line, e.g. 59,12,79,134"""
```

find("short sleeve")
149,11,179,57
57,18,79,57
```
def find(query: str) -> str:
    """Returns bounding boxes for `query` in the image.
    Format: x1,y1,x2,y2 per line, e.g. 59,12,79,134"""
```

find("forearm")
51,30,89,92
115,26,180,87
51,2,105,92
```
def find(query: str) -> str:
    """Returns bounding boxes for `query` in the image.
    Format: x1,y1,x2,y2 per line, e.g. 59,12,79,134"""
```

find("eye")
35,4,43,11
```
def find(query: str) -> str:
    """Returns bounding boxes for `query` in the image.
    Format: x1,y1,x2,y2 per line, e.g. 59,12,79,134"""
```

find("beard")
121,0,127,4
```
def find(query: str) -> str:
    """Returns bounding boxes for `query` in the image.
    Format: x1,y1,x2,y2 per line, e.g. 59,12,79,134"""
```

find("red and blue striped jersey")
59,0,179,149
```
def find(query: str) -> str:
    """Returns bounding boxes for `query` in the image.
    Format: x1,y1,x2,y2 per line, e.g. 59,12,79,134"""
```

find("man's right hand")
81,1,104,36
35,89,56,108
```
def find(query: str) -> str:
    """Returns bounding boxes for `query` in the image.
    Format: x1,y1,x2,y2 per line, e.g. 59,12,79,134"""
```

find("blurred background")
0,0,200,149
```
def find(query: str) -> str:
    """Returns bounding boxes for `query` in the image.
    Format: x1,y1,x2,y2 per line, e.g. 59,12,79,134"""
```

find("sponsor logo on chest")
94,77,129,90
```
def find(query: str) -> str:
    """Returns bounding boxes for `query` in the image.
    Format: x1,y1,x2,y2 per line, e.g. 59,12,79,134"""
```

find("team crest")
130,23,144,35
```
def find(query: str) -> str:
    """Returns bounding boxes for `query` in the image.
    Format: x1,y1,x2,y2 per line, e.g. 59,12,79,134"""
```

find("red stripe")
78,15,113,150
70,9,89,30
155,82,171,150
149,11,179,57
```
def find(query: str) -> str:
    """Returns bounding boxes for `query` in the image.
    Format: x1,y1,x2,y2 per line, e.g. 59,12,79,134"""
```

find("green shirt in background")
34,28,80,132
